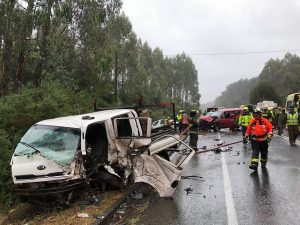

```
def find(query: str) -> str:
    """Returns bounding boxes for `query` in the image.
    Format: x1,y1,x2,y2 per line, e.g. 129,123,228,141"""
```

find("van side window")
86,123,108,164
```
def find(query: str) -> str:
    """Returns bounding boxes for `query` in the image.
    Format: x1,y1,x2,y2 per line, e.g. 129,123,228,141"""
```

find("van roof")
37,109,132,129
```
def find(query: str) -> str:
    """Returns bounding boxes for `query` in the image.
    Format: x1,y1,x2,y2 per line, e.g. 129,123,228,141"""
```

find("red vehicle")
199,108,242,131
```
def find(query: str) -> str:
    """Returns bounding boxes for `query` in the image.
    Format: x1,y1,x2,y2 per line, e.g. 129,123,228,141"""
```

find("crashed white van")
11,109,194,205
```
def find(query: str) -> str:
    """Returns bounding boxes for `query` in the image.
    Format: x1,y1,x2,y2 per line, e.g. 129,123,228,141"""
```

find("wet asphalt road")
139,130,300,225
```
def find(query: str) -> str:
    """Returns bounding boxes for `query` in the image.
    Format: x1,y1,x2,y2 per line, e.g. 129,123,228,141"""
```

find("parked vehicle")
199,108,242,131
257,101,277,110
152,119,165,130
11,108,194,206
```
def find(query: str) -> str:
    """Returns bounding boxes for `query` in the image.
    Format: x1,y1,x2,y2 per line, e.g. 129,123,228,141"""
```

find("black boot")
249,164,258,171
261,162,266,168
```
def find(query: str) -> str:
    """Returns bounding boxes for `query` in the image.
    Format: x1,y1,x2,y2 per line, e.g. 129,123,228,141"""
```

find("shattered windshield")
14,125,80,165
211,111,221,118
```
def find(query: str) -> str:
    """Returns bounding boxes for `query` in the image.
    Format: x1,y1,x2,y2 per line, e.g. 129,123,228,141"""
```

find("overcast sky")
122,0,300,103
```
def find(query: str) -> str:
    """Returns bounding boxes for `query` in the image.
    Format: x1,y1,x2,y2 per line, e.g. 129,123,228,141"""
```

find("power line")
184,49,300,56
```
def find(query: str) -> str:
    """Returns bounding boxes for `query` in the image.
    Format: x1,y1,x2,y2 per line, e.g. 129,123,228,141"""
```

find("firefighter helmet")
253,108,262,115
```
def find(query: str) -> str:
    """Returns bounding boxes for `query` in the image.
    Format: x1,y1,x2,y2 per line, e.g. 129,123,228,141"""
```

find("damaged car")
11,108,194,206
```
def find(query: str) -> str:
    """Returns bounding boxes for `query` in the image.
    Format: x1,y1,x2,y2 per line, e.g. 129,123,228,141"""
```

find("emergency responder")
182,110,189,131
189,110,199,149
239,107,253,143
244,109,273,171
177,110,183,131
268,107,274,124
277,108,286,136
286,106,300,146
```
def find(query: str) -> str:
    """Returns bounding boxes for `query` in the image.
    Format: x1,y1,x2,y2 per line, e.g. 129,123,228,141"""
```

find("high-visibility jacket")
262,112,269,119
245,117,272,141
287,113,299,126
238,113,253,127
177,113,182,121
268,111,274,122
182,113,189,124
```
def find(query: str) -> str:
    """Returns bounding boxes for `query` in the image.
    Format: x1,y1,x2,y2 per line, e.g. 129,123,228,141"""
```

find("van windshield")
211,111,221,118
14,125,80,165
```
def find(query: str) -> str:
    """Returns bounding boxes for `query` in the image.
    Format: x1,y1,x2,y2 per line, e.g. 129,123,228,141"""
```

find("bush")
0,81,95,210
0,129,13,210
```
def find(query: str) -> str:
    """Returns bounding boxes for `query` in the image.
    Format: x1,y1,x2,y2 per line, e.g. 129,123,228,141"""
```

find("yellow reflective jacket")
238,113,253,127
287,113,299,126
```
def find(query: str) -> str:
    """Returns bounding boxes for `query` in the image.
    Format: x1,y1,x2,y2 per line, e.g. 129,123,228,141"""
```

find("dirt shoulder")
0,191,123,225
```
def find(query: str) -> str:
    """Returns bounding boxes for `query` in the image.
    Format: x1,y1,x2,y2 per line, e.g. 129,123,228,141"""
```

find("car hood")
200,116,214,122
11,154,70,184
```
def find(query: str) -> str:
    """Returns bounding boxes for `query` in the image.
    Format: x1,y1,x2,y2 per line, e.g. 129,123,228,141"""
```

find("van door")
113,113,152,169
134,135,195,197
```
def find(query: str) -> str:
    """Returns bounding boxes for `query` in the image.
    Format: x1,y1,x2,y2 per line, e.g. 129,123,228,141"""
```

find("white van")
285,92,300,112
11,109,194,206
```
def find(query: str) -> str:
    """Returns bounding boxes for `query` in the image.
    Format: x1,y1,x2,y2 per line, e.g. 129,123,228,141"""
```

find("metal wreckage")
10,102,195,206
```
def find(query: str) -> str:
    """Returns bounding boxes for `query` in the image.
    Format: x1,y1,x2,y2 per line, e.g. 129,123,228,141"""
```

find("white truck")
11,108,194,206
256,101,278,109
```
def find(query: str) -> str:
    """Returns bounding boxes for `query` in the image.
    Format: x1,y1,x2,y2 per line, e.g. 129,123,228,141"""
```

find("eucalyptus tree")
0,0,16,96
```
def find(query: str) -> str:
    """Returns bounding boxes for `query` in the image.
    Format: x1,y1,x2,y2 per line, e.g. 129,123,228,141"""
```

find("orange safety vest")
182,113,189,124
245,117,272,141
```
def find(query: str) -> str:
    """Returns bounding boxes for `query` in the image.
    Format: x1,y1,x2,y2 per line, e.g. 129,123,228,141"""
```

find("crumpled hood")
200,115,214,122
11,154,70,184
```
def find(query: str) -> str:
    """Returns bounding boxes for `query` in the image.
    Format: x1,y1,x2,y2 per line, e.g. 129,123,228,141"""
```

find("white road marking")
221,152,239,225
274,134,300,144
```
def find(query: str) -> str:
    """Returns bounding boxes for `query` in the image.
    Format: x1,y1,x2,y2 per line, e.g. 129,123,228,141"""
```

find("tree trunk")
13,0,34,93
1,0,16,97
34,0,53,87
114,51,118,101
1,39,12,97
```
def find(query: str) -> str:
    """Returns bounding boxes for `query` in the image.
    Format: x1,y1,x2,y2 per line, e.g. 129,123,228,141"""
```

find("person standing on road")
244,109,273,171
239,107,253,143
177,110,183,131
189,110,199,150
277,108,286,136
286,106,300,146
181,110,189,131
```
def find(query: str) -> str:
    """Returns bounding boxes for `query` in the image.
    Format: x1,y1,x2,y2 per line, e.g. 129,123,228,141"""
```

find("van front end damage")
133,135,195,197
11,151,85,206
13,179,84,206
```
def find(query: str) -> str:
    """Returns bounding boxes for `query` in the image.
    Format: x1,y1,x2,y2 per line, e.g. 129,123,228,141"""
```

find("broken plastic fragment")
78,213,89,218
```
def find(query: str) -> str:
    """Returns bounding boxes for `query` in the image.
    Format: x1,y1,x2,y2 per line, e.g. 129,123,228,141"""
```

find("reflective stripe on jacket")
238,114,253,126
245,118,272,141
287,113,299,126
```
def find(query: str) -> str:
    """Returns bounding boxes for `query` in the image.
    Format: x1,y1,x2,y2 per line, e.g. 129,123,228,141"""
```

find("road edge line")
221,152,239,225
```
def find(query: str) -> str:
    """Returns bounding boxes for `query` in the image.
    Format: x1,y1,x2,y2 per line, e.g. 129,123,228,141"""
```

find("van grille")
15,172,64,180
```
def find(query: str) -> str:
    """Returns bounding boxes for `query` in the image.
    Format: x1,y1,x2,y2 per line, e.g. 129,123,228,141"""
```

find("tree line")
0,0,200,209
215,53,300,107
0,0,200,105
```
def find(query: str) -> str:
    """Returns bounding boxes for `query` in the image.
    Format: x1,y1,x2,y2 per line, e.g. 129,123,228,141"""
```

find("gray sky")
122,0,300,103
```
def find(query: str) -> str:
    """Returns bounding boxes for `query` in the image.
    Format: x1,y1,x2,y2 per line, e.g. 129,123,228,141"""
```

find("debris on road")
77,213,89,218
184,187,193,195
181,175,205,182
